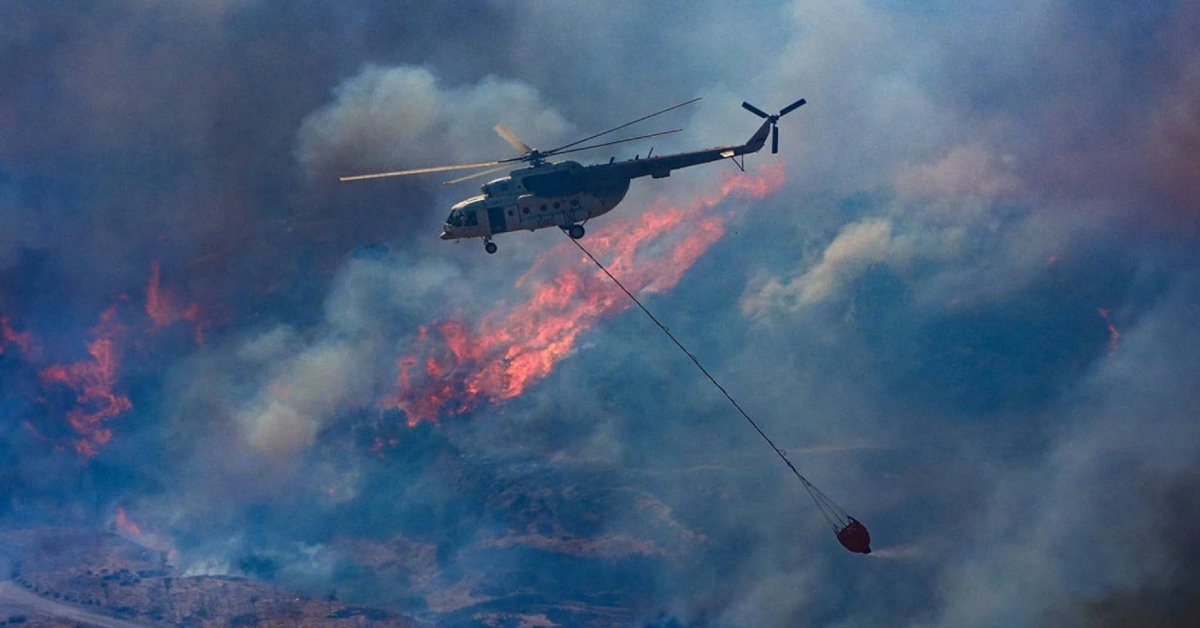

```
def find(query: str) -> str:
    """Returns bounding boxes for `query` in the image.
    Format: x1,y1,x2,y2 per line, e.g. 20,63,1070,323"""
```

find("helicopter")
340,96,806,254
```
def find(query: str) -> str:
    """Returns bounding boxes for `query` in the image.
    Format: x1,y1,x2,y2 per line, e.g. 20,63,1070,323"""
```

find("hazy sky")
2,1,1198,624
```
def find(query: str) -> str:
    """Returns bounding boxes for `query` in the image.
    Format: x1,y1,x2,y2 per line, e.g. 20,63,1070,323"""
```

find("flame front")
386,165,785,426
39,306,133,457
4,264,201,458
1098,307,1121,353
0,315,35,356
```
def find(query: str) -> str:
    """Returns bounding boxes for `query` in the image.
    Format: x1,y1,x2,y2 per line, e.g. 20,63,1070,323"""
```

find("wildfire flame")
9,265,197,458
146,261,205,344
386,165,786,426
115,505,143,536
1098,307,1121,353
113,503,177,557
39,306,133,457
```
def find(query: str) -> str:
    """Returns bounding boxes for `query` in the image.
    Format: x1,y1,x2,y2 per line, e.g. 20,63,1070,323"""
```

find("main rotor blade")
779,98,807,116
494,124,532,154
545,97,701,156
742,101,770,119
548,128,682,158
339,160,502,182
443,164,510,185
771,125,779,154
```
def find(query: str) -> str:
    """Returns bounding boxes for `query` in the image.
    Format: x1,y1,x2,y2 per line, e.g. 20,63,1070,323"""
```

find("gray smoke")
2,1,1199,624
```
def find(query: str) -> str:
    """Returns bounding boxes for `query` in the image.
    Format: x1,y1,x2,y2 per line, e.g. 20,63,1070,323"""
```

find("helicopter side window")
464,210,478,226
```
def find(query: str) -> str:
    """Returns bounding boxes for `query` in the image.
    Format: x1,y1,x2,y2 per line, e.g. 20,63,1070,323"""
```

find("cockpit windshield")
447,209,478,227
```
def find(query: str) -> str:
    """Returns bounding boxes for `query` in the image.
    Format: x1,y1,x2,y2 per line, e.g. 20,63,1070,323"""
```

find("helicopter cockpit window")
448,209,478,227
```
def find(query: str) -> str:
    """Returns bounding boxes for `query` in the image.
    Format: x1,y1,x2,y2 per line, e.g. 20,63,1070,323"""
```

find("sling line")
565,233,849,531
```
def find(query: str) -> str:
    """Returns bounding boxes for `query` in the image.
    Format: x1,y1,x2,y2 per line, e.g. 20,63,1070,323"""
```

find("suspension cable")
564,234,848,530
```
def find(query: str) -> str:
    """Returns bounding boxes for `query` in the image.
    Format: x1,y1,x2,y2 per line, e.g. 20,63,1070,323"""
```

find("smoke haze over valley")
2,1,1200,624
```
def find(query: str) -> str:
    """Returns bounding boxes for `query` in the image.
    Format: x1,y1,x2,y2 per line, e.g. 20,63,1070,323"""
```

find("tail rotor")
779,97,807,116
742,97,806,154
741,102,772,119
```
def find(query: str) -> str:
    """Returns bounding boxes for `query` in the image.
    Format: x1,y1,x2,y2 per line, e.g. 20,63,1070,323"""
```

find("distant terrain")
0,527,409,626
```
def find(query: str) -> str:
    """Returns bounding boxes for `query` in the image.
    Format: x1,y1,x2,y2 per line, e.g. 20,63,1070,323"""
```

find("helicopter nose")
440,230,453,240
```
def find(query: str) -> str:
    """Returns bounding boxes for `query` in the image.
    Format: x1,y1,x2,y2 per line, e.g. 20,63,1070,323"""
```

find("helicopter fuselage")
440,116,775,244
441,160,631,241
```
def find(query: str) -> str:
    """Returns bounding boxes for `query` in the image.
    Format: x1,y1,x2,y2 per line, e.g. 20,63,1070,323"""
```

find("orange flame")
39,306,133,457
386,165,786,426
0,315,35,356
1098,307,1120,353
146,261,205,344
115,505,143,536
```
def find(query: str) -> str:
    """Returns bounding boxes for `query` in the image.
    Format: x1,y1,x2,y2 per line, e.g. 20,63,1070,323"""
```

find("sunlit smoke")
146,261,206,344
386,165,785,426
1098,307,1121,353
38,306,133,457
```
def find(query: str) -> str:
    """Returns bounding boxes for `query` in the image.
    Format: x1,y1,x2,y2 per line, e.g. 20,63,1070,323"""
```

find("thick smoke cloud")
2,0,1199,624
297,64,571,180
930,277,1200,626
212,252,468,460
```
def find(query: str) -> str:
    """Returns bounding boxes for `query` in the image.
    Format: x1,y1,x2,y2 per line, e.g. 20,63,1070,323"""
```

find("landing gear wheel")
484,240,497,254
567,224,585,240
